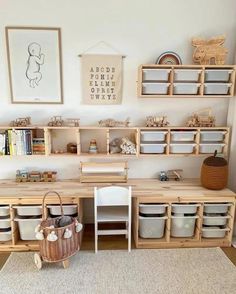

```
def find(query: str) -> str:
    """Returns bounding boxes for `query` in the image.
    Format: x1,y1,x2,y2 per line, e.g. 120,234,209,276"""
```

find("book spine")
5,130,10,155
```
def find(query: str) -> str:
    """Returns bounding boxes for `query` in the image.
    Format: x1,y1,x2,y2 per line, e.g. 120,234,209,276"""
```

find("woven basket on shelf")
201,150,228,190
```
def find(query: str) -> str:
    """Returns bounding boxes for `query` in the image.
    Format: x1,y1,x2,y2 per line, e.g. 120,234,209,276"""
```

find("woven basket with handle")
39,191,80,263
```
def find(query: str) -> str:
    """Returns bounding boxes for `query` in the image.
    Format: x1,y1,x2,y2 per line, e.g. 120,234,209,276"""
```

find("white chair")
94,186,131,253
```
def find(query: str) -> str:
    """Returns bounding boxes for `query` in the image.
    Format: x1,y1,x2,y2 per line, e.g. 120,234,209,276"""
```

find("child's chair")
94,186,132,253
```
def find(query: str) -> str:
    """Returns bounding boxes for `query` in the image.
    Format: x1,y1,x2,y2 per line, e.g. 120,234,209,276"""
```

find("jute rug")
0,248,235,294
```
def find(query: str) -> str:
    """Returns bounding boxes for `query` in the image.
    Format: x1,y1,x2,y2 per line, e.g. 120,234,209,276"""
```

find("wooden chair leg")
62,259,69,269
95,223,98,253
125,221,128,239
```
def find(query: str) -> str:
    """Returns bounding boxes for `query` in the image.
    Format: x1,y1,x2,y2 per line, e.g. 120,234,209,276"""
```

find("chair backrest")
94,186,131,207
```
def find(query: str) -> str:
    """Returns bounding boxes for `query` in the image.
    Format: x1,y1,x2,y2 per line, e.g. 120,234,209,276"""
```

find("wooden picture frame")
5,27,63,104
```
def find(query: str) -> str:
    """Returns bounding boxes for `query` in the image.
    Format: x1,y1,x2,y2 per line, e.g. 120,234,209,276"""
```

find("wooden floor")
0,224,235,270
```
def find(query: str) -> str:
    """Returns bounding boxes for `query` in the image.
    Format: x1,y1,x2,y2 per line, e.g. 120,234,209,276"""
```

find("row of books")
0,130,45,156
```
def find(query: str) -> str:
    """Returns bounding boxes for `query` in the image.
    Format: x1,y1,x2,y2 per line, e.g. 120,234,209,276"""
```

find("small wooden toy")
192,35,228,65
16,170,29,182
29,171,42,182
48,116,64,127
186,108,215,127
16,170,57,182
66,118,80,127
98,118,130,127
11,117,31,127
88,139,98,153
67,143,77,154
42,171,57,182
120,137,136,155
109,138,122,154
159,171,168,181
167,169,183,181
146,116,169,127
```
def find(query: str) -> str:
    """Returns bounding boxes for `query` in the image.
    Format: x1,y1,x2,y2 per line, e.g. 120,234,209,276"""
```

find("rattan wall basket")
201,151,228,190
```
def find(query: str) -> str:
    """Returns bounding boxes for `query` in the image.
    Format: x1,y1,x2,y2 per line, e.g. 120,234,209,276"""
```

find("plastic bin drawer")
13,205,42,216
0,218,11,229
172,204,199,214
0,229,12,242
203,215,229,226
205,69,233,82
139,204,168,214
171,215,198,237
170,143,196,154
199,143,225,154
48,205,78,216
204,83,231,95
139,215,167,238
15,216,41,241
174,69,201,82
142,68,171,82
204,203,231,214
173,83,200,95
0,205,10,217
140,131,167,142
142,83,169,95
202,226,229,238
200,131,226,142
171,131,197,142
140,144,166,154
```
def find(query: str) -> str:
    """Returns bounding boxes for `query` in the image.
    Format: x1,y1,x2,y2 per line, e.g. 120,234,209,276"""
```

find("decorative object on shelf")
29,171,42,182
16,170,29,182
6,27,63,104
186,108,215,127
16,170,57,182
98,117,130,127
88,139,98,154
80,161,128,183
48,116,64,127
146,116,169,127
159,171,169,181
67,143,77,154
10,117,31,127
192,35,228,65
66,118,80,127
156,51,182,65
120,137,136,155
201,150,228,190
167,169,183,181
42,171,57,182
109,138,122,154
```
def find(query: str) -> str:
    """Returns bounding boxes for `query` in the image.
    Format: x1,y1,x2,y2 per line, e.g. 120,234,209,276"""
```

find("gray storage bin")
171,131,197,142
140,131,167,142
202,226,229,238
139,204,168,214
204,83,231,95
48,205,78,216
15,216,41,241
205,69,233,82
13,205,42,216
0,205,10,217
140,143,166,154
199,143,225,154
139,215,167,238
142,83,169,95
170,143,196,154
172,204,199,214
0,230,12,242
171,215,198,237
203,215,229,226
174,69,201,82
200,131,226,142
142,68,171,81
204,203,231,214
0,218,11,229
173,83,200,95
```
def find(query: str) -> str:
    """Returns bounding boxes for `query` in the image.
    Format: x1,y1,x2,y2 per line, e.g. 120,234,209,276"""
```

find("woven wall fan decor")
156,51,182,65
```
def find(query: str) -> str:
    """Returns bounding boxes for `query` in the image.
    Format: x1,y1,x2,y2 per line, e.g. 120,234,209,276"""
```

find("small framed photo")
5,27,63,104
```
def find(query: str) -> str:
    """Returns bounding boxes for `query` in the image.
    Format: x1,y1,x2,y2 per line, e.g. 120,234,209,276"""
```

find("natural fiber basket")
201,151,228,190
39,191,80,263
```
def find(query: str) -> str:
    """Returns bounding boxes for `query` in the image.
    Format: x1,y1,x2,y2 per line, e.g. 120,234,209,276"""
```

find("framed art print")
5,27,63,104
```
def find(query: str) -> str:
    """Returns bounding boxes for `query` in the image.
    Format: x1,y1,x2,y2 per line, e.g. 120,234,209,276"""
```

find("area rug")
0,248,235,294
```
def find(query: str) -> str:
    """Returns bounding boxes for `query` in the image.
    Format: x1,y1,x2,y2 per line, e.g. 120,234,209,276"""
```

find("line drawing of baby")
26,42,45,88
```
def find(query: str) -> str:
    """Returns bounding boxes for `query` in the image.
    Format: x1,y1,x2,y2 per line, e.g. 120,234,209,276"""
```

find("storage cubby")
139,129,168,155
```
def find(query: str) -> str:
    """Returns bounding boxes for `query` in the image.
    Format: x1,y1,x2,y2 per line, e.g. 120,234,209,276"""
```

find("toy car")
159,171,169,181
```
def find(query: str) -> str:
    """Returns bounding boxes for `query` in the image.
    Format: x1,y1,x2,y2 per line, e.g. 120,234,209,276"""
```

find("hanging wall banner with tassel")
81,54,123,104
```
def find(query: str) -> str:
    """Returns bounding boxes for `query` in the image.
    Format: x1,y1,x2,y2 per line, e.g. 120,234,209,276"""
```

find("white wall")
0,0,236,180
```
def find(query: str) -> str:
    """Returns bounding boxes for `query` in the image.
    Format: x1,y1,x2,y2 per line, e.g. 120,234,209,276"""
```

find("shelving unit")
138,64,236,98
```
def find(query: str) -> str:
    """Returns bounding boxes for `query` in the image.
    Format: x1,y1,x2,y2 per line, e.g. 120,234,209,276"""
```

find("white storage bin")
204,203,231,214
15,216,41,241
140,143,166,154
142,83,169,95
200,131,226,142
140,131,167,142
171,131,197,142
48,205,78,216
204,83,231,95
202,226,229,238
139,215,167,238
170,143,196,154
203,215,229,226
205,69,233,82
0,205,10,217
0,218,11,229
173,83,200,95
199,143,225,154
172,204,199,214
171,215,198,237
174,69,201,82
13,205,42,216
142,68,171,82
0,230,12,242
139,204,168,214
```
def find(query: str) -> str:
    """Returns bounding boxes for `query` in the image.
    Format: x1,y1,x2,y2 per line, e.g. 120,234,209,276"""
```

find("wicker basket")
201,151,228,190
39,191,80,263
